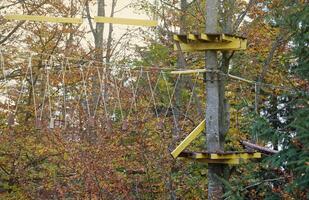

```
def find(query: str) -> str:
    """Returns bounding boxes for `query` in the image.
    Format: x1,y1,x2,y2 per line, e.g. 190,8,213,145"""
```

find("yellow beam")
179,152,261,164
201,159,240,165
4,14,83,24
94,16,157,27
180,157,240,165
210,152,262,160
174,40,246,51
4,14,158,27
171,120,205,158
170,69,207,75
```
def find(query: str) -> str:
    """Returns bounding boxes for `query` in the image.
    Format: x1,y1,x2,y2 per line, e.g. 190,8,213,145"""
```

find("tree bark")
105,0,116,63
205,0,224,199
95,0,105,61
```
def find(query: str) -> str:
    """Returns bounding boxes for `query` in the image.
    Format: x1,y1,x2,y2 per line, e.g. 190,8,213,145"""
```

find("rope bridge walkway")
0,51,204,137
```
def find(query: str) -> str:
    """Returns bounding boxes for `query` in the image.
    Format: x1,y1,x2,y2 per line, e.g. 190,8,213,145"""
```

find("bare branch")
85,0,96,40
255,32,286,113
0,0,26,10
241,141,279,155
233,0,256,32
0,1,48,45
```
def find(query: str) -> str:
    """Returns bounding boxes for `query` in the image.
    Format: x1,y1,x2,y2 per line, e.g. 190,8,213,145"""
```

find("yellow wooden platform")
174,33,247,52
178,151,262,165
170,120,262,165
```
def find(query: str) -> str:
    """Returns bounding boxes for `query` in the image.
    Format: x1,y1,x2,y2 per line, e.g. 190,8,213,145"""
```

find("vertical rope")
147,71,159,118
127,68,143,118
46,58,53,128
141,71,162,121
254,83,258,142
29,55,38,124
14,56,31,114
61,60,67,128
39,60,49,121
80,63,91,117
96,66,109,121
162,72,181,133
93,66,101,118
113,75,124,121
163,72,181,117
0,50,10,113
181,72,199,130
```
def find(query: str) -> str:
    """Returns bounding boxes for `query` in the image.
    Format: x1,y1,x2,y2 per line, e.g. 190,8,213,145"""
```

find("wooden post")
205,0,225,199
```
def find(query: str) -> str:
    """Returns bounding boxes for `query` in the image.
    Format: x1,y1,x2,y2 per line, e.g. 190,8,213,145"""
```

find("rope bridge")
0,51,204,138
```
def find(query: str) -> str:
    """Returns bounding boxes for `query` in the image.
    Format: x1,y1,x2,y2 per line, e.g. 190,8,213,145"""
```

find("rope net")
0,52,205,139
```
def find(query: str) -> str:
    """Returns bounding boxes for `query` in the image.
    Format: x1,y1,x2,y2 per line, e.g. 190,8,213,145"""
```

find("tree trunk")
95,0,105,61
88,0,105,143
205,0,225,199
105,0,116,63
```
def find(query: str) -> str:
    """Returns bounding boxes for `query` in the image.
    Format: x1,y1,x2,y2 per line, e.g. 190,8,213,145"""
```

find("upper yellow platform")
174,33,247,52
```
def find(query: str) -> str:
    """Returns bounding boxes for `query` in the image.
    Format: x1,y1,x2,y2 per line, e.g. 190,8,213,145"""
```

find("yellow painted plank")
173,35,181,41
171,120,206,158
170,69,207,75
182,157,240,165
200,33,212,41
221,34,235,42
210,152,262,160
241,39,248,49
200,159,240,165
188,34,198,40
174,40,246,51
4,14,83,24
94,16,157,27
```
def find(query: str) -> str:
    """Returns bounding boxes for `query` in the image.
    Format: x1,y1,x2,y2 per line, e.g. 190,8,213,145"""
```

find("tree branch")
255,32,286,113
241,140,279,155
233,0,256,32
85,0,96,40
0,1,48,45
0,0,26,10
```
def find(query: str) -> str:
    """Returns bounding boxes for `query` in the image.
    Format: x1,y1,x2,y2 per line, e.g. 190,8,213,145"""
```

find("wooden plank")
171,120,205,158
4,14,83,24
173,33,247,51
178,151,261,164
173,35,181,42
170,69,207,75
240,39,247,49
200,33,212,41
201,159,240,165
174,40,245,51
188,33,199,40
221,34,235,42
94,16,157,27
179,155,240,165
210,152,261,160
